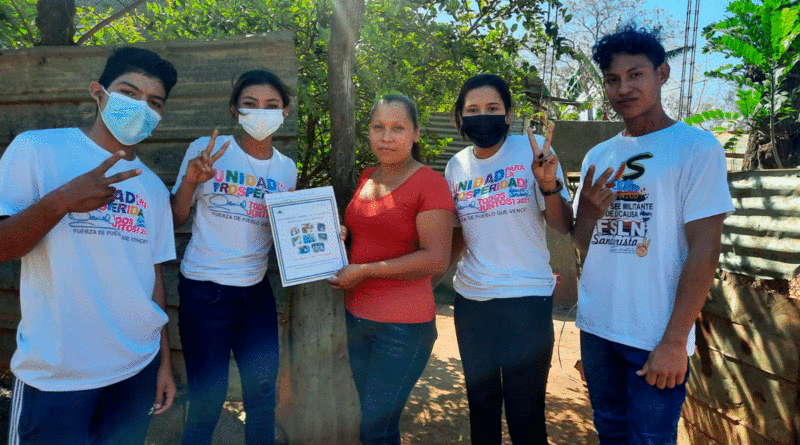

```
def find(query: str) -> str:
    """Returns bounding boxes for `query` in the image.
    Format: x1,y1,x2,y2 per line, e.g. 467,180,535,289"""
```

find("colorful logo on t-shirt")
67,189,150,242
451,164,532,220
205,168,289,225
592,152,654,255
604,153,652,202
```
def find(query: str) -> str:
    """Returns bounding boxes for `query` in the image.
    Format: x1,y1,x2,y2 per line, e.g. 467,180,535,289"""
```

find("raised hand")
56,150,142,213
576,165,617,223
528,123,559,192
183,129,229,185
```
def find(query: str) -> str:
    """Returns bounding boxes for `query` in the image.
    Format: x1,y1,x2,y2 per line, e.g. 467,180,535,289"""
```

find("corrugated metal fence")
719,169,800,280
682,168,800,445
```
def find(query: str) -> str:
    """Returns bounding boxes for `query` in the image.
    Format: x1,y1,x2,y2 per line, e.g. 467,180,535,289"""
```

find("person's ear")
657,62,670,86
230,105,239,119
505,108,512,125
89,82,104,105
283,106,289,118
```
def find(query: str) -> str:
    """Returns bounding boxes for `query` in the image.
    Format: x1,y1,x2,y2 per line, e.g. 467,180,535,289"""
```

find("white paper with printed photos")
264,186,348,286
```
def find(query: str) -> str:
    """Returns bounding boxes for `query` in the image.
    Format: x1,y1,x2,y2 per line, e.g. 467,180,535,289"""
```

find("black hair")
592,24,666,71
371,93,423,162
229,70,291,116
98,47,178,98
452,73,513,138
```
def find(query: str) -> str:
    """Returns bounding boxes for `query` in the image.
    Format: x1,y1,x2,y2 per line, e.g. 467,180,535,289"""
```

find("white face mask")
238,109,284,141
100,87,162,146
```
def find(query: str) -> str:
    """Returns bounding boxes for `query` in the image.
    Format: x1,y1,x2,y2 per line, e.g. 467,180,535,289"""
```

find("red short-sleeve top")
344,165,454,323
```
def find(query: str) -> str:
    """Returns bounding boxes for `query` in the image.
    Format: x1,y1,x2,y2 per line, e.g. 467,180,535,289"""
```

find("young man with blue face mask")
0,47,178,444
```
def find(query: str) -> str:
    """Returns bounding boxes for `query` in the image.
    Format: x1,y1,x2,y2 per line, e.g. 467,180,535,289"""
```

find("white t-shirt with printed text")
0,128,175,391
445,134,571,300
574,122,734,355
173,135,297,287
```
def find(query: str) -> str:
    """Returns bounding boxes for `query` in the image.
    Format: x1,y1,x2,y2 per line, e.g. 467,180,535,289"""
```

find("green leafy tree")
550,0,681,121
701,0,800,169
0,0,37,48
3,0,563,187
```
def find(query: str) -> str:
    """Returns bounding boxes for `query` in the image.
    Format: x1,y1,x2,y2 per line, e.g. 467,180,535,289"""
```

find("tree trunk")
282,2,366,444
327,0,365,212
35,0,75,46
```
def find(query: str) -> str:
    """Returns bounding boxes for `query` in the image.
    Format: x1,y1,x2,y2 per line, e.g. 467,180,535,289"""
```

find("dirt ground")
399,303,598,445
0,302,598,445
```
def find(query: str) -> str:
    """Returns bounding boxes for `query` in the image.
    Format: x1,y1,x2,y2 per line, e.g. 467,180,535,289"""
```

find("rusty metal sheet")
720,170,800,280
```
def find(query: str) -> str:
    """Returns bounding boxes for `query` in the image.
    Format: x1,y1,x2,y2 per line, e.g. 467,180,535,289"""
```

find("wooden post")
327,0,365,211
282,2,367,442
286,281,360,444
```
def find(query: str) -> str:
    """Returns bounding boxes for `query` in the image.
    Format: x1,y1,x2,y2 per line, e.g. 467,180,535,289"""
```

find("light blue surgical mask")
100,87,162,146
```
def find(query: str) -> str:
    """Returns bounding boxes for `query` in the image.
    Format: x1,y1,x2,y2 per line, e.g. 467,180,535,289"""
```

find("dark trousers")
454,294,554,445
580,331,688,445
345,310,437,445
178,274,279,445
8,352,160,445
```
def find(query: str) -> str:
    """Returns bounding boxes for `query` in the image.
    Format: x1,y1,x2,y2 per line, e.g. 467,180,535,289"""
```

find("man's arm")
0,194,67,262
636,213,726,389
151,263,176,414
0,151,140,263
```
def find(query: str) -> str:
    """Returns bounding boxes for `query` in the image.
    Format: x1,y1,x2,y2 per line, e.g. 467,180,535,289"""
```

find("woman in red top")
328,94,454,445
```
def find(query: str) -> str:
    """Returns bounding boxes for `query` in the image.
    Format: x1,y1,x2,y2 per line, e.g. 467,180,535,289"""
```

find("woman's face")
462,86,510,122
369,101,420,165
231,83,288,116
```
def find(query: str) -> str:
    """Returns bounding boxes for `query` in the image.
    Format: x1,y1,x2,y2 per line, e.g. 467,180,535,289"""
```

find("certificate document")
264,186,348,287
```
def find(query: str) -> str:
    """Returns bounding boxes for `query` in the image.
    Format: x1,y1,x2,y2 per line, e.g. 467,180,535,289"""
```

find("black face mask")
460,114,509,148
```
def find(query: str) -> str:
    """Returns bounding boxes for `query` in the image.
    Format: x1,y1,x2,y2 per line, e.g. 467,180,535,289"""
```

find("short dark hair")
452,74,513,137
371,93,423,162
592,24,666,71
98,47,178,98
229,70,291,115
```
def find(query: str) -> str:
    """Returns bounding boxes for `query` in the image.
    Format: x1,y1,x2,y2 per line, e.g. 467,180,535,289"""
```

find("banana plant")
702,0,800,168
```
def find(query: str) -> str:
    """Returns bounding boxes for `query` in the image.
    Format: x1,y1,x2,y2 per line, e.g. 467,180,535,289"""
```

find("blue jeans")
580,331,689,445
178,274,279,445
9,352,160,445
454,294,554,445
345,310,437,445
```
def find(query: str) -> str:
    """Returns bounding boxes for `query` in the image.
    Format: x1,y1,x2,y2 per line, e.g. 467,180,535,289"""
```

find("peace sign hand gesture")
528,124,560,192
577,165,617,222
184,129,229,186
56,150,142,213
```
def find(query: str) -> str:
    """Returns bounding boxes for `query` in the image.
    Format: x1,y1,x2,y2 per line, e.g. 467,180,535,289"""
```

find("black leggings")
454,294,554,445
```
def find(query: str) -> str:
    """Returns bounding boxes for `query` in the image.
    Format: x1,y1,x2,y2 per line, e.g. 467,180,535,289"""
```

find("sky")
644,0,735,114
